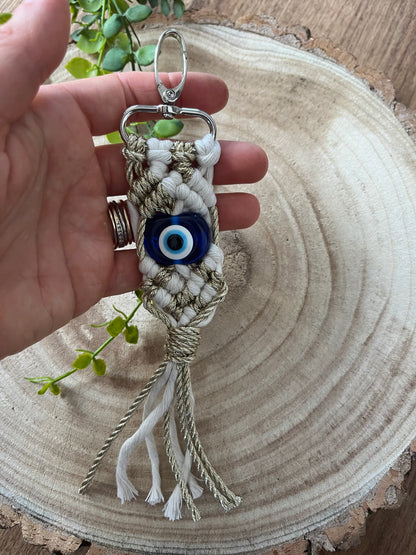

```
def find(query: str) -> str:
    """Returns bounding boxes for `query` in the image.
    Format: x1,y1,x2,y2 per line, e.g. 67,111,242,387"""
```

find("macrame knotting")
80,132,241,521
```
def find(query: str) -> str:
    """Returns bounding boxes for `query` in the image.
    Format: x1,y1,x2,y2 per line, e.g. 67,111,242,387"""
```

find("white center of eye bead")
159,225,194,261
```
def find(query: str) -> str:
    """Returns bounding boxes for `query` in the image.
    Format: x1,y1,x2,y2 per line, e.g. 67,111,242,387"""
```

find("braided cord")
79,362,168,494
175,363,241,511
163,408,201,521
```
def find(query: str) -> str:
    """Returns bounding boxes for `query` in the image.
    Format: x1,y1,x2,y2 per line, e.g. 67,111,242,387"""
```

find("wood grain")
0,2,414,553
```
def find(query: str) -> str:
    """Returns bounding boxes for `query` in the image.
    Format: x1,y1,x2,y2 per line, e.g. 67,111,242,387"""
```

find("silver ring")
108,200,134,249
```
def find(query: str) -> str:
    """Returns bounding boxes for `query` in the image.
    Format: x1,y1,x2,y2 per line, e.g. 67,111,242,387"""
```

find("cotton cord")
79,133,241,520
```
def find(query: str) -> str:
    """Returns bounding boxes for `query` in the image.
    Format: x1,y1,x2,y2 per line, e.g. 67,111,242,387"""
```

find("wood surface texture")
1,0,416,554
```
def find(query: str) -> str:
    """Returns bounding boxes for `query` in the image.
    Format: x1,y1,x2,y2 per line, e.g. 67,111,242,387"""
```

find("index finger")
46,71,229,136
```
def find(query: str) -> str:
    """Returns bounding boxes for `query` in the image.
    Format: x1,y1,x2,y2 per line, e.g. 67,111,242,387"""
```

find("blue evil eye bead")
144,213,211,265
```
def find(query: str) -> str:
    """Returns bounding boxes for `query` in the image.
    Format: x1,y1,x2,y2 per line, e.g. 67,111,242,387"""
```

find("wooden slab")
1,21,416,555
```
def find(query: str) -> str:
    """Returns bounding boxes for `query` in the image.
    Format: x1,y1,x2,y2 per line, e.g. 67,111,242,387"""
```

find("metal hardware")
119,28,217,142
154,29,188,105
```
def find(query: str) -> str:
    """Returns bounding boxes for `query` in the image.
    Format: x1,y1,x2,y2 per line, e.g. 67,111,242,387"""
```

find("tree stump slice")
1,20,416,555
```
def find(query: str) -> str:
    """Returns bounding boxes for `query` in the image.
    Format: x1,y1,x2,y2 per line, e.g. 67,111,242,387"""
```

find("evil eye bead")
144,213,211,265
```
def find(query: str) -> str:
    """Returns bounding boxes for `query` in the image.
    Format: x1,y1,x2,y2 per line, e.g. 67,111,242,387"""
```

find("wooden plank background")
0,0,415,553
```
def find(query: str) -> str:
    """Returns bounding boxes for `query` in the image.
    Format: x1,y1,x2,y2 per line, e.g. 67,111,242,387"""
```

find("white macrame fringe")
116,363,177,503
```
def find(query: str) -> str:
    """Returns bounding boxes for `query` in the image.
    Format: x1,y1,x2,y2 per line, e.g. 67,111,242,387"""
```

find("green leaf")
49,383,61,395
135,289,143,301
102,47,129,71
125,5,152,22
103,14,123,38
110,31,130,51
77,29,106,54
149,0,158,7
92,358,106,376
153,118,184,138
135,44,156,66
173,0,185,18
25,376,52,384
82,13,99,24
0,13,12,25
106,131,123,144
78,0,102,12
124,325,139,344
71,28,84,42
106,316,126,337
65,57,93,79
113,0,129,12
38,383,50,395
72,353,93,369
161,0,170,16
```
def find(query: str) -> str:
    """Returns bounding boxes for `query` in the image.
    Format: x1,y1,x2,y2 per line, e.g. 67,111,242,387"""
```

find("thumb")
0,0,70,122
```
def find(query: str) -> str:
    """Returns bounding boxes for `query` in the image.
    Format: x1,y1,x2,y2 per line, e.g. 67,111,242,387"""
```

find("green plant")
67,0,185,142
26,291,143,395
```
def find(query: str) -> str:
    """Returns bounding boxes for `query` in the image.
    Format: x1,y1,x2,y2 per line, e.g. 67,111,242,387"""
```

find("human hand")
0,0,267,358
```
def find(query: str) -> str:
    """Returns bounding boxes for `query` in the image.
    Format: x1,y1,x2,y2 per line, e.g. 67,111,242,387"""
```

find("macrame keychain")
79,29,241,521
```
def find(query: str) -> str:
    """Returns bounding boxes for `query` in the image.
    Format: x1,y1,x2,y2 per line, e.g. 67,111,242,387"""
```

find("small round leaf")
102,48,129,71
77,29,105,54
78,0,102,12
110,32,130,51
103,14,123,38
125,5,152,22
65,57,93,79
72,353,93,369
92,358,106,376
161,0,170,16
173,0,185,18
135,44,156,66
106,316,126,337
153,118,184,138
124,325,139,344
113,0,129,11
0,13,12,25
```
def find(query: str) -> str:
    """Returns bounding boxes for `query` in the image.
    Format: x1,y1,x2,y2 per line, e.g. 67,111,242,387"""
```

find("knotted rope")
79,133,240,521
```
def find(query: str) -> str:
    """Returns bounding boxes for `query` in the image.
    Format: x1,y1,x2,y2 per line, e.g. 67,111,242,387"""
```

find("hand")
0,0,267,358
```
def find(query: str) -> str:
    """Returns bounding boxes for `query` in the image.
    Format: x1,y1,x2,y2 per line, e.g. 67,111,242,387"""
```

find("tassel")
79,134,241,520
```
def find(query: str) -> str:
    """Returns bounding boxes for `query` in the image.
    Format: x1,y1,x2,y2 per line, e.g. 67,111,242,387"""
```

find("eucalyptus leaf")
78,0,102,12
71,28,84,42
110,32,130,51
161,0,170,16
103,14,123,38
81,13,99,25
153,118,184,138
113,0,129,11
125,5,152,22
65,57,93,79
77,29,106,54
149,0,158,7
102,48,129,71
173,0,185,18
135,44,156,66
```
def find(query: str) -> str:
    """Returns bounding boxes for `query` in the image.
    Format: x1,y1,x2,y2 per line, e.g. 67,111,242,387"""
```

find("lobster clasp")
154,29,188,105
